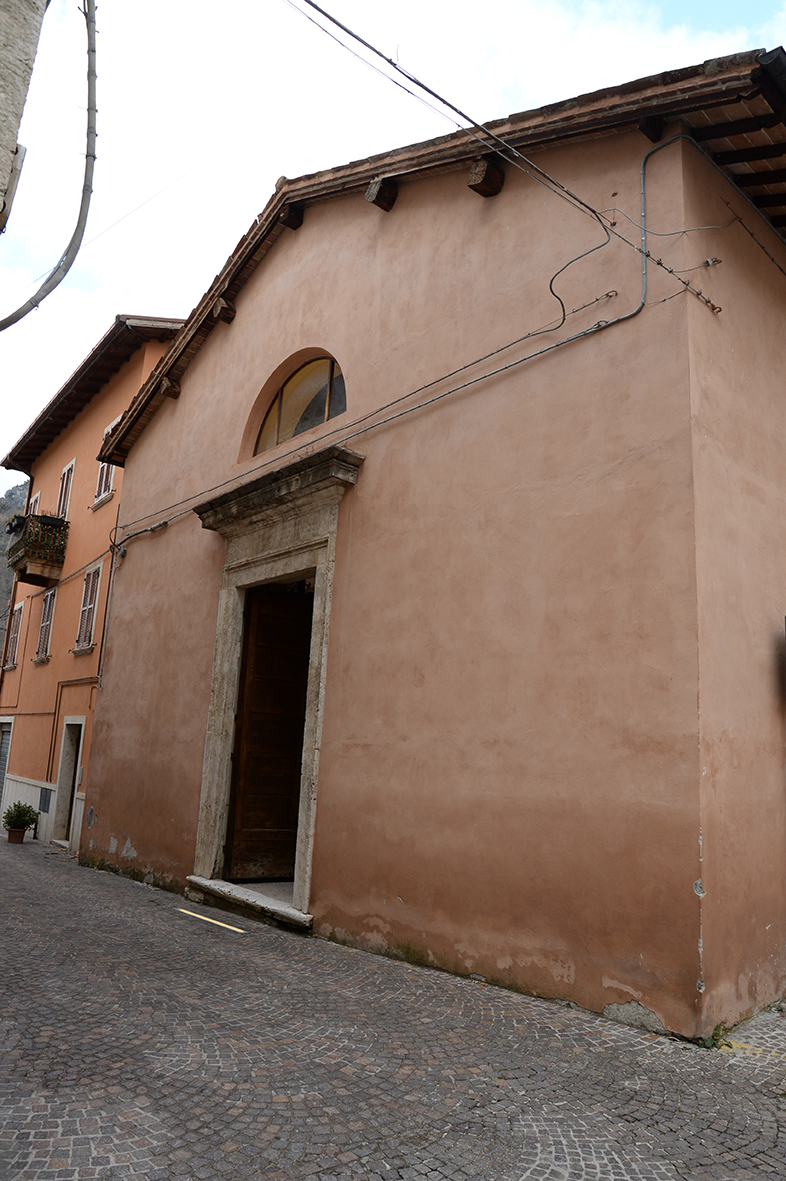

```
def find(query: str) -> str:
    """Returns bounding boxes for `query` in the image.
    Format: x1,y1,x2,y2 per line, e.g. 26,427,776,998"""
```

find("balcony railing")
7,513,69,586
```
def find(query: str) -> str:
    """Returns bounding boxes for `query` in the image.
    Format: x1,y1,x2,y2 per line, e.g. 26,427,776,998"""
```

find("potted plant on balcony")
5,514,25,534
3,801,39,843
36,508,64,527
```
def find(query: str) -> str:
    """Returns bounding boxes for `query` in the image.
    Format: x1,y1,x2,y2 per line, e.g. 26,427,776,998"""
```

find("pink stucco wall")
680,139,786,1027
83,125,785,1037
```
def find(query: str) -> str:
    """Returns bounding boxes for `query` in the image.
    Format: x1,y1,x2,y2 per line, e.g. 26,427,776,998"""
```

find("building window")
5,604,23,668
94,418,119,505
35,589,56,661
254,358,346,454
28,491,40,516
75,565,101,651
56,460,75,519
95,458,113,502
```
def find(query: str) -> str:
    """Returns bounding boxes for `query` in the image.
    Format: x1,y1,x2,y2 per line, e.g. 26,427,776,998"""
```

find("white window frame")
5,603,23,668
35,588,56,662
94,417,120,507
28,491,40,516
74,563,102,652
56,460,75,520
0,716,14,815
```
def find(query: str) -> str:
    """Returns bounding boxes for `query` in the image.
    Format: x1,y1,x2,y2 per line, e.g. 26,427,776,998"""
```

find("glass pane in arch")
328,363,346,420
280,359,333,443
255,396,280,453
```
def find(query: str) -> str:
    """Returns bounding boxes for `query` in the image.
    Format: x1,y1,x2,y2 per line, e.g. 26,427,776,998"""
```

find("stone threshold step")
186,875,313,930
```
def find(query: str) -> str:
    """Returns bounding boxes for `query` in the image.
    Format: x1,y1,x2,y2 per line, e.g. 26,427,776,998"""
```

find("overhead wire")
112,13,755,538
113,118,692,539
283,0,729,314
0,0,97,332
280,0,455,127
22,164,203,290
112,288,620,538
598,206,738,236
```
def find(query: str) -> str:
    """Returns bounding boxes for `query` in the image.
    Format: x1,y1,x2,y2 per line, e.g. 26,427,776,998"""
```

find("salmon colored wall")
0,340,170,793
680,138,786,1028
87,130,713,1033
83,517,225,880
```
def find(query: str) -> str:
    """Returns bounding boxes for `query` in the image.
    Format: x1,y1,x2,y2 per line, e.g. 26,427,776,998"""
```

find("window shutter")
76,568,100,647
6,604,23,665
36,589,56,658
57,462,74,519
95,461,113,500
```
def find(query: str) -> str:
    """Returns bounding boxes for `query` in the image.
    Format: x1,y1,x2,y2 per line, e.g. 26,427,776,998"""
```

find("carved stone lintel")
364,177,398,212
467,155,506,198
280,202,304,230
212,297,236,324
194,444,365,539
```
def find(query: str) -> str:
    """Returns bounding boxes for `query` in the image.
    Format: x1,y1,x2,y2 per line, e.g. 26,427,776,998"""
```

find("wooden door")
226,584,314,880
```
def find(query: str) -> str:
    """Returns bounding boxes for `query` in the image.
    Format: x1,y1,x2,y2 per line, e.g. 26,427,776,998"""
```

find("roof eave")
3,314,184,474
102,49,772,468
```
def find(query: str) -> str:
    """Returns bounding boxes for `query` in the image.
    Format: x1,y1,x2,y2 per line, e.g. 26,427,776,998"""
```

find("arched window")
255,357,346,454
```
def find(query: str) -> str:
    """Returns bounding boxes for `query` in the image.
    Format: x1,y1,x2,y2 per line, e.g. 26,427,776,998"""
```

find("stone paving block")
3,840,786,1179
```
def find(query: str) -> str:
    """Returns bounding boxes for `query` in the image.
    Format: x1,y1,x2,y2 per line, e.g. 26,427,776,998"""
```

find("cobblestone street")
2,838,785,1180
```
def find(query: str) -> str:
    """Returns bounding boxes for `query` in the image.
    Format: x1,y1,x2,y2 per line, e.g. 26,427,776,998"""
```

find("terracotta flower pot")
7,828,25,844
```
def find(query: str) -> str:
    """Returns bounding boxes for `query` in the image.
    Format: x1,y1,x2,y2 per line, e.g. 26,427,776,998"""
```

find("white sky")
1,0,785,494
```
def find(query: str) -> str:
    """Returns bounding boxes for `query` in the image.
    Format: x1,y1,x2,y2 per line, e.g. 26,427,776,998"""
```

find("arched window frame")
254,356,345,455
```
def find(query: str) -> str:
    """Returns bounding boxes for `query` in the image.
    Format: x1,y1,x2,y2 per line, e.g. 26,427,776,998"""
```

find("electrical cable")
13,548,111,603
282,1,727,315
283,0,611,233
283,0,622,338
24,164,202,290
599,206,738,236
0,0,97,332
115,126,722,539
281,0,454,128
112,10,765,541
111,288,619,539
724,199,786,282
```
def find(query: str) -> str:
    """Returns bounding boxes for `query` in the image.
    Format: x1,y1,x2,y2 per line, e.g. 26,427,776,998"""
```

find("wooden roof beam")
752,192,786,207
211,297,236,324
467,155,506,197
364,177,398,211
735,166,786,186
279,202,304,230
692,112,783,140
161,377,181,399
715,141,786,165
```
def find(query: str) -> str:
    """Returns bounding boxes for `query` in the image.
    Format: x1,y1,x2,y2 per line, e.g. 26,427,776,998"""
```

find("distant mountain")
0,481,29,619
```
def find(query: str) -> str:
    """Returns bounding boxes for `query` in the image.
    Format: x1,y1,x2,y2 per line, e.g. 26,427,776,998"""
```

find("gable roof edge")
3,314,184,475
101,48,770,468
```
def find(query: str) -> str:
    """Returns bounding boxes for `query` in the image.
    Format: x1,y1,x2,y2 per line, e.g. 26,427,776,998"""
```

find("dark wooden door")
226,584,314,880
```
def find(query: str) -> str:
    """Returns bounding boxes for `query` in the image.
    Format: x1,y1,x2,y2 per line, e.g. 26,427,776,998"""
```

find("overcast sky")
1,0,785,495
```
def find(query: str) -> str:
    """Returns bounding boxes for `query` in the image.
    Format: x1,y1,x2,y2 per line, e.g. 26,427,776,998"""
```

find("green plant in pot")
3,801,39,843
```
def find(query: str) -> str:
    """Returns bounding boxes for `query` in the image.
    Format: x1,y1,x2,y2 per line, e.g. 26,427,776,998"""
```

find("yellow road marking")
718,1039,783,1057
177,908,246,933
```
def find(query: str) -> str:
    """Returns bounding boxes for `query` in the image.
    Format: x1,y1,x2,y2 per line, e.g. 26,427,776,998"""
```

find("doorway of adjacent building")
53,721,83,845
225,581,314,882
0,721,12,811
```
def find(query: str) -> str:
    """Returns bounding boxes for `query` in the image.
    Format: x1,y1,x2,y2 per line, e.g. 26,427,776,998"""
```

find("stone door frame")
192,446,363,914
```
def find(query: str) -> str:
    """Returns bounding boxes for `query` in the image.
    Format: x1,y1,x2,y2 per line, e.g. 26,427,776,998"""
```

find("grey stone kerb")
190,443,364,921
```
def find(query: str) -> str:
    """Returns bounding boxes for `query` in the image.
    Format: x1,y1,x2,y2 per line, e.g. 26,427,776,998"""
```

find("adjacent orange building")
0,315,181,847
